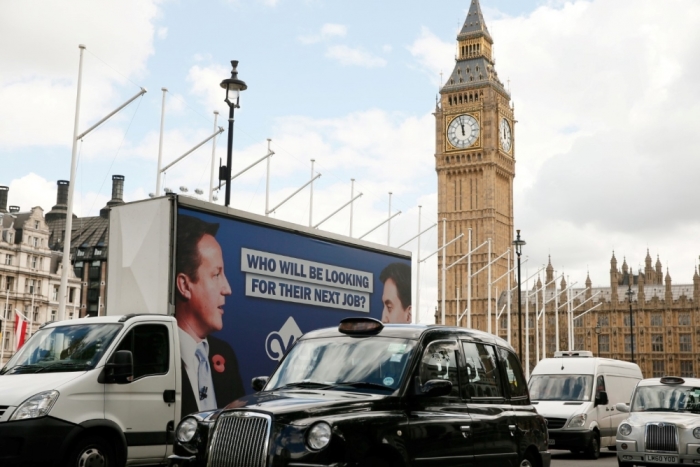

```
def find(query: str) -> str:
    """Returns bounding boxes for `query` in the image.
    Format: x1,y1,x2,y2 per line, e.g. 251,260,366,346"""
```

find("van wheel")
67,436,116,467
585,433,600,460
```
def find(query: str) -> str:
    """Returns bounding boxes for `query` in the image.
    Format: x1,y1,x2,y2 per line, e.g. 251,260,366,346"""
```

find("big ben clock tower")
435,0,515,333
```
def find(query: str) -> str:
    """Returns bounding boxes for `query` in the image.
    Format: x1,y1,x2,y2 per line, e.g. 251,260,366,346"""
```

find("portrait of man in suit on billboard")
175,214,244,416
380,262,412,324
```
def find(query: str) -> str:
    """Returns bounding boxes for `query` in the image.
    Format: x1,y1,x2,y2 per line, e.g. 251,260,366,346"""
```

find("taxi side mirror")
595,391,609,406
420,379,453,397
615,402,630,413
251,376,269,392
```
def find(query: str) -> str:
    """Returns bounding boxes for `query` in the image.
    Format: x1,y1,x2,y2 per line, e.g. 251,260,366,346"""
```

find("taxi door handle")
509,425,517,436
460,426,471,432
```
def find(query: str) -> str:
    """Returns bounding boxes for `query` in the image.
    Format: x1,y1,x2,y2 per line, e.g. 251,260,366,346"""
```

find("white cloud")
186,64,231,115
407,26,454,86
325,45,387,68
157,27,168,39
0,0,161,149
298,23,348,45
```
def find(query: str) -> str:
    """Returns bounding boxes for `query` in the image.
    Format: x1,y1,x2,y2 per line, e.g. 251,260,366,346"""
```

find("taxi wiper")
327,381,393,391
275,381,330,390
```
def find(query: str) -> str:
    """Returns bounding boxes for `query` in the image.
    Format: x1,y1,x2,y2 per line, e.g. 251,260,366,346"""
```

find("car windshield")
529,374,594,401
0,323,122,375
631,385,700,413
266,336,416,393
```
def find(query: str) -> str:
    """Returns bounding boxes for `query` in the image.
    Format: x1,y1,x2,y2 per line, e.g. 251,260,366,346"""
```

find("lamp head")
220,60,247,106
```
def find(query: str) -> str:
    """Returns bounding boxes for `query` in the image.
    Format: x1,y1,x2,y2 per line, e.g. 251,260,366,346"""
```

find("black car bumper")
0,416,77,466
547,429,593,450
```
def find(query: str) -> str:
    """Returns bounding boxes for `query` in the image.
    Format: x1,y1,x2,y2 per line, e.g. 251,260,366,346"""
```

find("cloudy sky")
2,0,700,324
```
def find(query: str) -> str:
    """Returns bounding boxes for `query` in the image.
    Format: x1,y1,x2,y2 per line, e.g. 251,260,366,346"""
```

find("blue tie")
195,343,216,410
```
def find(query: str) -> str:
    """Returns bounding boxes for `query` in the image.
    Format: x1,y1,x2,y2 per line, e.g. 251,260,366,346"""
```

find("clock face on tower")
499,117,512,152
447,114,480,149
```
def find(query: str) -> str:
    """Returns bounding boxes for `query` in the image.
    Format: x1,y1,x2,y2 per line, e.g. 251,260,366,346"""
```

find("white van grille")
645,423,678,453
545,417,567,429
207,411,270,467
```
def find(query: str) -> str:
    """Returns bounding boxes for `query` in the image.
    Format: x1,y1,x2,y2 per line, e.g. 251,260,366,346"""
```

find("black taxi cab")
169,318,551,467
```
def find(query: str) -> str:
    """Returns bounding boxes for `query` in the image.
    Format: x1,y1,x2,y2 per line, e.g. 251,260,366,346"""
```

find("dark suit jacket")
181,335,245,417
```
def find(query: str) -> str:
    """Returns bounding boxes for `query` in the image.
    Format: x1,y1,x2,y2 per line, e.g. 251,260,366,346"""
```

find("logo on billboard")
265,316,303,361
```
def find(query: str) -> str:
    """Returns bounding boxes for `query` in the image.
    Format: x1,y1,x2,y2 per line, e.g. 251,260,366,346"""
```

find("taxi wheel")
67,435,116,467
585,433,600,460
519,451,537,467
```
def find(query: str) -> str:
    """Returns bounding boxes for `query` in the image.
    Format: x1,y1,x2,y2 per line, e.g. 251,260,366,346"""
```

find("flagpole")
1,291,8,364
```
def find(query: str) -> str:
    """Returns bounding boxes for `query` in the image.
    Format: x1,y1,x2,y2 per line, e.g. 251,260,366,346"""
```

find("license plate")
548,439,555,446
645,454,678,463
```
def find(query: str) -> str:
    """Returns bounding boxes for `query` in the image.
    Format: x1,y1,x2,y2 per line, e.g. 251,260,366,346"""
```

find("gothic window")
680,360,693,377
652,334,664,352
623,315,636,326
678,313,691,326
679,334,692,353
598,315,609,327
457,68,461,75
598,335,610,353
652,360,665,377
651,313,663,326
449,97,452,106
574,335,584,349
624,334,636,354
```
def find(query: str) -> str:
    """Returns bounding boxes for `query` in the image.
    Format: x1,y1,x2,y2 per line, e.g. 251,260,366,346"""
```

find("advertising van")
0,195,412,466
528,350,643,459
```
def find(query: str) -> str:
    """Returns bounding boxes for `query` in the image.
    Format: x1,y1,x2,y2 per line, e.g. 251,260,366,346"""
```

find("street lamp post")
512,230,526,362
220,60,248,207
626,281,635,363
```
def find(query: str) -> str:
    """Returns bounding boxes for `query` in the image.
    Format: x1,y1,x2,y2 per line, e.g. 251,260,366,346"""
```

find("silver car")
616,376,700,466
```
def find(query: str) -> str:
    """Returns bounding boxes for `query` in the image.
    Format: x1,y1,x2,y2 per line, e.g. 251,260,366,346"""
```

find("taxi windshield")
631,385,700,413
0,323,122,375
266,336,416,393
528,374,594,401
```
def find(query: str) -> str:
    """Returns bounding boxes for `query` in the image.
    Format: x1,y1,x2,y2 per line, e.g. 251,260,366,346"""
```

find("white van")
528,350,642,459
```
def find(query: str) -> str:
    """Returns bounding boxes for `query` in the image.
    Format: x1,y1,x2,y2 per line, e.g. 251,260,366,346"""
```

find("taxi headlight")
693,427,700,439
306,422,332,451
619,423,632,436
567,413,587,428
10,390,59,421
176,417,199,443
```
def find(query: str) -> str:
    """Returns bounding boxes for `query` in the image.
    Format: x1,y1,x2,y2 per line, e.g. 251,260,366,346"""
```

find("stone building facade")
435,0,515,330
497,252,700,378
0,187,81,365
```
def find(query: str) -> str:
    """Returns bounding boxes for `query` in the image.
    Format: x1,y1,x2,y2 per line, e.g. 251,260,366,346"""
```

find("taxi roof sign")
339,317,383,335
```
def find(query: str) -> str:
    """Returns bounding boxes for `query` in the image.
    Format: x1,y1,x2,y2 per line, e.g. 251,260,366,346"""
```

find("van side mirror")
615,402,630,413
595,390,609,406
251,376,269,392
105,350,134,384
420,379,453,397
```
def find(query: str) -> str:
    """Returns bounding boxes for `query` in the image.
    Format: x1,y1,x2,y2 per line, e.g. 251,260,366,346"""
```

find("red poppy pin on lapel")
212,354,225,373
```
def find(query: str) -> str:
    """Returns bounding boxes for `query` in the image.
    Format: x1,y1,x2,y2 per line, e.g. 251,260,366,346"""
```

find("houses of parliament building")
436,1,699,378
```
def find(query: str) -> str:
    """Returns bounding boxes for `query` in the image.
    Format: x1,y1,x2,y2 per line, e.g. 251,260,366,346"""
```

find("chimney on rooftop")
45,180,76,222
9,206,20,213
100,175,125,219
0,186,8,213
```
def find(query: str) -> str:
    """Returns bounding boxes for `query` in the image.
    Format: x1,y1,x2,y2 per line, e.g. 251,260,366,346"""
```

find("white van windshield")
529,375,594,401
0,324,122,375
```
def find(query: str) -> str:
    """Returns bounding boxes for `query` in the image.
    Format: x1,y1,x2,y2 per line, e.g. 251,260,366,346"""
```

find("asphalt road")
551,448,619,467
